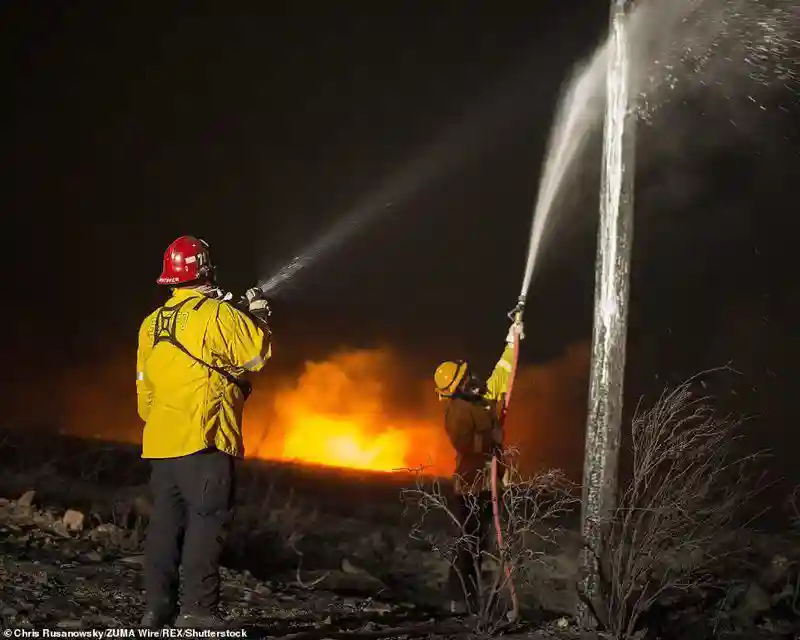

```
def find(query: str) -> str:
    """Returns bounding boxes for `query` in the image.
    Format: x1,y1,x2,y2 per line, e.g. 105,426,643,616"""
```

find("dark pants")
144,449,235,617
448,491,494,610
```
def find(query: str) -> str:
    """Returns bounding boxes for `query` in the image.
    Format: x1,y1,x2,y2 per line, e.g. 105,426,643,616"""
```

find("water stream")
517,0,797,301
259,0,797,300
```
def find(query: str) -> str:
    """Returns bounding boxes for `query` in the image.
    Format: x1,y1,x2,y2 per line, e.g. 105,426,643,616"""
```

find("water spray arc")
256,83,538,297
257,48,594,299
514,0,797,305
579,0,636,624
517,51,608,300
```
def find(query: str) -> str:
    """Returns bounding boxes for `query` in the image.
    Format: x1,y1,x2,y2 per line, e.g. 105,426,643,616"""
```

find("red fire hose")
490,303,523,621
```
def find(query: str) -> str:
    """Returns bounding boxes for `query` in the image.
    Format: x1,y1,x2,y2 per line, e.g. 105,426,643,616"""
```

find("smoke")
630,0,799,225
16,342,591,479
58,352,140,442
505,341,592,480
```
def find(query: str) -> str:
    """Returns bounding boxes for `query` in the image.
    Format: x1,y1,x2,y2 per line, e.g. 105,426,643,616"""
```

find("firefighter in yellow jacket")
136,236,272,629
433,318,523,614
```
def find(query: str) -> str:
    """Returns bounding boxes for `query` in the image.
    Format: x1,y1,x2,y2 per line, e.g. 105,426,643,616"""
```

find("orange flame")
282,418,409,471
246,348,454,474
51,343,590,481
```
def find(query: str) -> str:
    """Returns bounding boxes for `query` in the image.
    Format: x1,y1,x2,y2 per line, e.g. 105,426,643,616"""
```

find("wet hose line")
489,303,523,621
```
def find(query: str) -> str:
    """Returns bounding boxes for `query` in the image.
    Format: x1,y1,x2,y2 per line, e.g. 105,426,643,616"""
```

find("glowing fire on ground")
281,415,410,471
247,348,454,474
54,342,591,479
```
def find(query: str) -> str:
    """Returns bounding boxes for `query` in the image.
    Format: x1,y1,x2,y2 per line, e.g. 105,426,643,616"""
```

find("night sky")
5,2,799,489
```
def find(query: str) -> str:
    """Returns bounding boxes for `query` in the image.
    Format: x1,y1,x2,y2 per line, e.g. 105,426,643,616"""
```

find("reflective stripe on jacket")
136,287,271,459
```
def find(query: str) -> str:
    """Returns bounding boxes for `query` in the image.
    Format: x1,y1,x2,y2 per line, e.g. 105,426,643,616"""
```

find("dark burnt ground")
0,427,581,637
0,498,460,636
0,426,798,639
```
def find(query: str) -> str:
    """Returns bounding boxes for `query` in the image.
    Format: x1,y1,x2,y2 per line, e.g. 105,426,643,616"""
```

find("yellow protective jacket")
443,343,514,494
136,287,271,459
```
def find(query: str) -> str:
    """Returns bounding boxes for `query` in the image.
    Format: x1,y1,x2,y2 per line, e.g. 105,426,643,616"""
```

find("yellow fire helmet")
434,360,468,397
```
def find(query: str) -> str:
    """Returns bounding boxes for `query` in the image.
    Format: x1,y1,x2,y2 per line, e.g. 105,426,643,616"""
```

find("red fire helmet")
157,236,214,285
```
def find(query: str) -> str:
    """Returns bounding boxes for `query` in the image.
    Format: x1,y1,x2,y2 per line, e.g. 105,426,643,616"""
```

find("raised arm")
484,320,524,401
211,303,272,373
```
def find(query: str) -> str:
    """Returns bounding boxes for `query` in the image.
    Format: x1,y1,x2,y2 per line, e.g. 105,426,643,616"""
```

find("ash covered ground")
0,426,798,639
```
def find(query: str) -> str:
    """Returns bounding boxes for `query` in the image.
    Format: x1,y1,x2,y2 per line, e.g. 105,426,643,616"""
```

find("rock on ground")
1,494,583,638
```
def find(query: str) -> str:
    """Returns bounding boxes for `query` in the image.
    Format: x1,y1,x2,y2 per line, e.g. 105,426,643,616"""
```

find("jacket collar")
167,286,209,302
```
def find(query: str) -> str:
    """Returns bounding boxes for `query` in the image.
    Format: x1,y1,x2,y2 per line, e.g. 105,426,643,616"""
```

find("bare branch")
401,458,579,633
587,375,767,640
289,532,330,589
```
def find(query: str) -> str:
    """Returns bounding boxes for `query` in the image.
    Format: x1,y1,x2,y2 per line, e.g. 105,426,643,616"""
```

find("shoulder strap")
152,297,252,397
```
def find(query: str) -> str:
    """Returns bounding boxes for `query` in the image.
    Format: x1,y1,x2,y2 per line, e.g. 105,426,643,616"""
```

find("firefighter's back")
138,289,232,459
444,396,500,493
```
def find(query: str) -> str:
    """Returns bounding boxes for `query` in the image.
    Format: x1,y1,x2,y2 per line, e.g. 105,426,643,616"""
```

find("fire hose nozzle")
508,297,525,323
